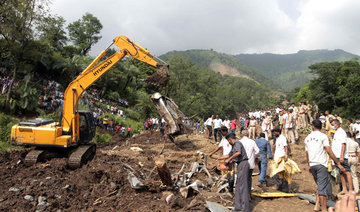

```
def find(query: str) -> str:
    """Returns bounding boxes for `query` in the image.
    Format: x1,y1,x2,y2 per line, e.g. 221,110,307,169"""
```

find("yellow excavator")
11,36,173,168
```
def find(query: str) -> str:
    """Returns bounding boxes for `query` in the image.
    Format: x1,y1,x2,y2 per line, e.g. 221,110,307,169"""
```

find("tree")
36,15,67,51
0,0,48,109
67,13,103,55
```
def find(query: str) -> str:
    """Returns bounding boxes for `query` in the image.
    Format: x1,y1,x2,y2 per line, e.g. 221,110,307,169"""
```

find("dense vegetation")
0,0,282,151
166,56,281,119
161,50,279,90
236,49,359,91
293,59,360,119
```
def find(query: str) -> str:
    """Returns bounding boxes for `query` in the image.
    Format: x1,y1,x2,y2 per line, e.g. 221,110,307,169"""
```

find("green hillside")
236,49,360,91
161,50,279,90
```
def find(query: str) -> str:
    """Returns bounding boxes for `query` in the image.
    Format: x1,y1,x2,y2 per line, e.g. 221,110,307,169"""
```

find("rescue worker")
219,133,250,212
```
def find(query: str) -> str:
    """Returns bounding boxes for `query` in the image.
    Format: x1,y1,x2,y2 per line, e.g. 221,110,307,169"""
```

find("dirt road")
0,129,324,211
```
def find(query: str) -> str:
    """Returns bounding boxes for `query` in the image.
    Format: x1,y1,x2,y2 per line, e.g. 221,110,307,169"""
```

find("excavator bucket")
151,92,192,136
145,65,170,87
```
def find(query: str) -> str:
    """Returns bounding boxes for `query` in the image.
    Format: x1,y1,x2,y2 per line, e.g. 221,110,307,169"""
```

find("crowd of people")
204,101,360,212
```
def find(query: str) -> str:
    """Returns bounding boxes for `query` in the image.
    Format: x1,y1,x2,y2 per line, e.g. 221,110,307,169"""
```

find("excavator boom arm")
61,36,167,141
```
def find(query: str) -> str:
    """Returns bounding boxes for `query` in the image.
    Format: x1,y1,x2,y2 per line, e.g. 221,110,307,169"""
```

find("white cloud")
50,0,360,56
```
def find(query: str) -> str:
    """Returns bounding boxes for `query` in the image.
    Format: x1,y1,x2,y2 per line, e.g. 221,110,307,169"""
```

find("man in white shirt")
352,118,360,144
331,119,353,194
204,115,214,139
346,132,360,194
213,115,223,143
271,127,289,192
222,117,231,130
209,126,235,193
240,129,260,195
305,120,344,212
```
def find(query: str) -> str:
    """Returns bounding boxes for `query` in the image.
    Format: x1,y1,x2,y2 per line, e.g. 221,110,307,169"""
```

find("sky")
50,0,360,56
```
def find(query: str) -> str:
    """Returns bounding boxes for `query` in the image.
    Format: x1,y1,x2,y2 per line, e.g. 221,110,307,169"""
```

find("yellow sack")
269,157,301,184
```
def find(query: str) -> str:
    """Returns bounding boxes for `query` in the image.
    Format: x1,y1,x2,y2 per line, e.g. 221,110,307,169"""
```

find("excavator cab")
78,111,96,144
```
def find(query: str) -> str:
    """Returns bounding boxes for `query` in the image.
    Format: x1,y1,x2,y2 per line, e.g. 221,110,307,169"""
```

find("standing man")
223,117,231,130
240,129,260,195
325,111,334,132
204,115,214,139
219,133,250,212
312,101,319,120
230,118,238,134
255,133,273,186
213,115,223,143
353,118,360,144
331,119,353,194
299,102,307,129
209,126,234,193
248,116,257,139
306,100,313,124
272,127,290,193
346,132,360,194
285,109,296,144
261,113,272,141
305,120,345,212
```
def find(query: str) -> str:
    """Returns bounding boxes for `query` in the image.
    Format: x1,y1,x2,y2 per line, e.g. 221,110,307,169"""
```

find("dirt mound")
0,129,323,211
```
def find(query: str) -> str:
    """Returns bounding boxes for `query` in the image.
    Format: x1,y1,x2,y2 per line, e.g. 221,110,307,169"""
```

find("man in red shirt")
231,119,238,134
127,126,132,138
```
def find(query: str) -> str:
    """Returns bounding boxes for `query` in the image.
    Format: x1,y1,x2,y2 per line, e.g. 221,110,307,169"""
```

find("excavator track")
68,144,96,169
24,150,46,166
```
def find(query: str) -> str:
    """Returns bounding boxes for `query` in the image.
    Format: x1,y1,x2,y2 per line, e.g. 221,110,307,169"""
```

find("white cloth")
274,134,288,161
285,113,293,129
219,137,232,156
222,120,230,129
332,127,348,159
213,118,222,129
304,131,330,167
354,123,360,139
240,137,260,169
204,117,213,126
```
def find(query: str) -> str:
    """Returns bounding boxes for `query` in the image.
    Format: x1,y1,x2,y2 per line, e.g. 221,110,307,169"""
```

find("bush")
93,130,113,144
0,113,20,153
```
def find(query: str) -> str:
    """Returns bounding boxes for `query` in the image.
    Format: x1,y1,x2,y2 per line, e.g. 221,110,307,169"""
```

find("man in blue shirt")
255,133,273,185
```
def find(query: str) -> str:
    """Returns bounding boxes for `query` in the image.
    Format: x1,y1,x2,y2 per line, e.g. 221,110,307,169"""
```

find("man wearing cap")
255,133,273,186
305,120,345,212
218,133,250,212
209,126,235,193
248,116,257,139
272,127,290,192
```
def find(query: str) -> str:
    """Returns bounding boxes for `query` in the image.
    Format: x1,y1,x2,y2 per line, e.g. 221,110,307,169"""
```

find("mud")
0,129,328,211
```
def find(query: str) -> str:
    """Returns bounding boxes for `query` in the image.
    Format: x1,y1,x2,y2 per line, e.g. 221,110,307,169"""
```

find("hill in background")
161,49,279,90
236,49,359,91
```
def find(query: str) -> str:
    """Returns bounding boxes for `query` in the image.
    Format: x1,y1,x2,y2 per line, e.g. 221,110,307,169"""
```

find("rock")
62,184,70,190
37,202,50,211
9,187,20,194
39,181,45,187
24,195,34,201
45,177,51,180
110,182,116,188
54,194,62,199
56,210,62,212
38,196,47,203
16,160,21,165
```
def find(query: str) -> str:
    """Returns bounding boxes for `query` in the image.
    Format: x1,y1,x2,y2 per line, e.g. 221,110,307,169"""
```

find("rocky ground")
0,128,330,212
